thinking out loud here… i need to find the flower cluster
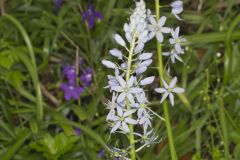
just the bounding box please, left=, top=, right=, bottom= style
left=61, top=64, right=92, bottom=100
left=82, top=5, right=103, bottom=29
left=102, top=0, right=160, bottom=158
left=102, top=0, right=185, bottom=158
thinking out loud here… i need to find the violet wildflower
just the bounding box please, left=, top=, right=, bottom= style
left=80, top=67, right=92, bottom=87
left=75, top=128, right=81, bottom=136
left=82, top=5, right=103, bottom=29
left=55, top=0, right=62, bottom=11
left=61, top=64, right=93, bottom=101
left=61, top=83, right=84, bottom=100
left=62, top=65, right=77, bottom=83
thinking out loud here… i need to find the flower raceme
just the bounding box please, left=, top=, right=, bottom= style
left=102, top=0, right=185, bottom=158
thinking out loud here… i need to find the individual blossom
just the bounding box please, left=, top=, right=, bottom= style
left=82, top=5, right=103, bottom=29
left=171, top=0, right=183, bottom=20
left=55, top=0, right=62, bottom=11
left=162, top=49, right=183, bottom=63
left=148, top=16, right=171, bottom=42
left=61, top=83, right=84, bottom=100
left=155, top=77, right=184, bottom=106
left=62, top=65, right=77, bottom=83
left=110, top=107, right=138, bottom=133
left=111, top=76, right=143, bottom=104
left=80, top=67, right=92, bottom=87
left=169, top=27, right=186, bottom=53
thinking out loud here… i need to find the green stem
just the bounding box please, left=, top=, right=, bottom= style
left=155, top=1, right=177, bottom=160
left=218, top=92, right=230, bottom=160
left=126, top=33, right=137, bottom=160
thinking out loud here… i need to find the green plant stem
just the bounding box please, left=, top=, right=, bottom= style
left=155, top=1, right=177, bottom=160
left=126, top=33, right=137, bottom=160
left=218, top=92, right=230, bottom=160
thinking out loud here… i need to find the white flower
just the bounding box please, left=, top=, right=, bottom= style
left=171, top=1, right=183, bottom=20
left=169, top=27, right=186, bottom=53
left=111, top=76, right=143, bottom=104
left=155, top=77, right=184, bottom=106
left=148, top=16, right=171, bottom=42
left=110, top=107, right=138, bottom=133
left=162, top=49, right=183, bottom=63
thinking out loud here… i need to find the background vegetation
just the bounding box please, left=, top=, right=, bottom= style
left=0, top=0, right=240, bottom=159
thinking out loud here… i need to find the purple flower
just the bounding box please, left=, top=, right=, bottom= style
left=63, top=65, right=77, bottom=83
left=75, top=128, right=81, bottom=136
left=97, top=149, right=105, bottom=158
left=80, top=67, right=92, bottom=87
left=61, top=83, right=84, bottom=100
left=82, top=5, right=103, bottom=29
left=55, top=0, right=62, bottom=11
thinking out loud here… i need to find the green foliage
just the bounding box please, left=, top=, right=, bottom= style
left=30, top=133, right=79, bottom=160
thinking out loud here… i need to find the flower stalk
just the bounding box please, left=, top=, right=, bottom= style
left=155, top=0, right=177, bottom=160
left=126, top=33, right=137, bottom=160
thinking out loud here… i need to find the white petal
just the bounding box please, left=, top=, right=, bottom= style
left=175, top=27, right=180, bottom=37
left=134, top=42, right=144, bottom=53
left=123, top=109, right=136, bottom=117
left=125, top=118, right=138, bottom=124
left=169, top=38, right=175, bottom=44
left=148, top=31, right=156, bottom=40
left=141, top=59, right=152, bottom=66
left=117, top=92, right=126, bottom=103
left=106, top=110, right=115, bottom=121
left=110, top=121, right=121, bottom=133
left=137, top=108, right=144, bottom=118
left=169, top=77, right=177, bottom=88
left=155, top=88, right=166, bottom=93
left=175, top=43, right=183, bottom=53
left=102, top=60, right=116, bottom=69
left=121, top=63, right=127, bottom=69
left=114, top=34, right=126, bottom=47
left=174, top=54, right=183, bottom=63
left=162, top=52, right=170, bottom=56
left=172, top=87, right=184, bottom=93
left=111, top=86, right=124, bottom=92
left=171, top=55, right=176, bottom=63
left=149, top=16, right=157, bottom=25
left=156, top=32, right=163, bottom=43
left=129, top=87, right=143, bottom=94
left=109, top=49, right=122, bottom=59
left=158, top=16, right=166, bottom=27
left=124, top=23, right=130, bottom=32
left=117, top=76, right=126, bottom=88
left=121, top=122, right=130, bottom=133
left=125, top=32, right=132, bottom=42
left=127, top=76, right=135, bottom=87
left=139, top=53, right=152, bottom=60
left=136, top=65, right=147, bottom=75
left=162, top=79, right=169, bottom=88
left=116, top=106, right=123, bottom=117
left=127, top=93, right=135, bottom=104
left=140, top=76, right=155, bottom=85
left=162, top=27, right=171, bottom=33
left=169, top=93, right=174, bottom=106
left=160, top=92, right=169, bottom=103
